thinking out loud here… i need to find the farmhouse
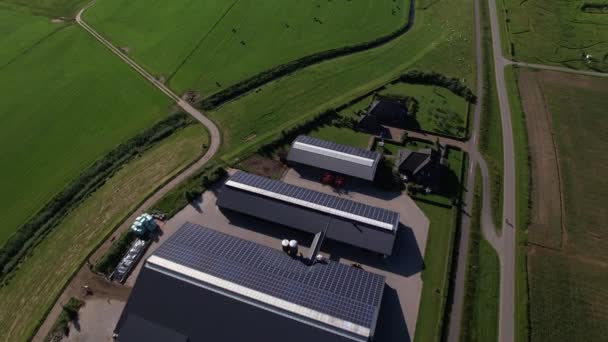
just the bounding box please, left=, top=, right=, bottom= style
left=114, top=222, right=386, bottom=342
left=287, top=135, right=381, bottom=181
left=358, top=96, right=410, bottom=132
left=217, top=171, right=400, bottom=256
left=397, top=147, right=444, bottom=189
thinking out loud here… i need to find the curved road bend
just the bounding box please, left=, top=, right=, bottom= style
left=32, top=2, right=221, bottom=341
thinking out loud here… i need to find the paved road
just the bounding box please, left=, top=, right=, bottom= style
left=509, top=60, right=608, bottom=79
left=32, top=2, right=222, bottom=341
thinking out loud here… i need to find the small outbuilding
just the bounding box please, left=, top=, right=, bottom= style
left=397, top=147, right=444, bottom=189
left=287, top=135, right=381, bottom=181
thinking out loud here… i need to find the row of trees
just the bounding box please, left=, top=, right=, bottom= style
left=0, top=113, right=196, bottom=282
left=399, top=70, right=477, bottom=103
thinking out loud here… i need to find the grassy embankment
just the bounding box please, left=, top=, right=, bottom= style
left=0, top=22, right=171, bottom=246
left=459, top=167, right=500, bottom=342
left=526, top=73, right=608, bottom=342
left=85, top=0, right=410, bottom=95
left=504, top=65, right=531, bottom=342
left=0, top=124, right=208, bottom=340
left=479, top=0, right=504, bottom=230
left=497, top=0, right=608, bottom=72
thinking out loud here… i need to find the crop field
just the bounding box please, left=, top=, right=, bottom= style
left=516, top=69, right=608, bottom=341
left=0, top=124, right=208, bottom=341
left=378, top=83, right=469, bottom=138
left=499, top=0, right=608, bottom=71
left=85, top=0, right=410, bottom=96
left=0, top=21, right=171, bottom=246
left=204, top=0, right=475, bottom=163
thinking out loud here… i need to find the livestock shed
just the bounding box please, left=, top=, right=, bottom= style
left=114, top=222, right=386, bottom=342
left=217, top=171, right=400, bottom=256
left=287, top=135, right=381, bottom=181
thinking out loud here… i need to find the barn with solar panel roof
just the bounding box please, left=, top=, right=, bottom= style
left=114, top=222, right=386, bottom=342
left=217, top=171, right=400, bottom=256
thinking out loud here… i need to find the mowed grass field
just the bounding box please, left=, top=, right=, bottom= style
left=205, top=0, right=475, bottom=163
left=0, top=8, right=63, bottom=67
left=0, top=0, right=88, bottom=17
left=0, top=124, right=208, bottom=341
left=85, top=0, right=409, bottom=96
left=517, top=70, right=608, bottom=341
left=0, top=19, right=172, bottom=246
left=499, top=0, right=608, bottom=72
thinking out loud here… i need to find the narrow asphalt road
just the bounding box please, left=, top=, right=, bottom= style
left=32, top=2, right=221, bottom=340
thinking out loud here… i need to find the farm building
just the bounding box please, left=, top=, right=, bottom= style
left=397, top=147, right=444, bottom=189
left=287, top=135, right=381, bottom=181
left=358, top=96, right=411, bottom=132
left=217, top=171, right=399, bottom=256
left=114, top=222, right=386, bottom=342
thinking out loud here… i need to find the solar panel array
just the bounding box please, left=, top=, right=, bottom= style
left=227, top=171, right=400, bottom=231
left=294, top=135, right=379, bottom=161
left=152, top=222, right=385, bottom=329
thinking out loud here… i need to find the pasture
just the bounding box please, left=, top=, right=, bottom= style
left=204, top=0, right=475, bottom=163
left=0, top=23, right=171, bottom=246
left=517, top=69, right=608, bottom=341
left=500, top=0, right=608, bottom=72
left=0, top=0, right=88, bottom=17
left=85, top=0, right=410, bottom=96
left=0, top=124, right=208, bottom=340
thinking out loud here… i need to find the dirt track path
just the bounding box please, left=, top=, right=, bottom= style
left=31, top=2, right=221, bottom=340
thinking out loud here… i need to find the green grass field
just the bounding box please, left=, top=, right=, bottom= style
left=378, top=83, right=469, bottom=138
left=0, top=8, right=63, bottom=67
left=0, top=22, right=172, bottom=246
left=203, top=0, right=474, bottom=163
left=0, top=124, right=208, bottom=341
left=85, top=0, right=410, bottom=96
left=521, top=72, right=608, bottom=341
left=499, top=0, right=608, bottom=72
left=0, top=0, right=88, bottom=17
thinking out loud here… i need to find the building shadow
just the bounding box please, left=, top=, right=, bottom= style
left=374, top=285, right=411, bottom=342
left=324, top=224, right=424, bottom=277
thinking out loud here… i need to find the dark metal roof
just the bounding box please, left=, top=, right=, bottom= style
left=117, top=314, right=187, bottom=342
left=287, top=136, right=380, bottom=181
left=152, top=223, right=385, bottom=328
left=226, top=171, right=399, bottom=231
left=366, top=98, right=408, bottom=126
left=397, top=148, right=432, bottom=175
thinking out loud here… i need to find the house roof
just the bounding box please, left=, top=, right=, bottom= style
left=115, top=222, right=386, bottom=342
left=225, top=171, right=399, bottom=231
left=287, top=135, right=380, bottom=181
left=366, top=98, right=408, bottom=124
left=397, top=148, right=433, bottom=175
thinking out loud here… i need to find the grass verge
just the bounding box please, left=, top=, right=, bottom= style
left=459, top=167, right=500, bottom=342
left=504, top=65, right=531, bottom=342
left=478, top=0, right=504, bottom=231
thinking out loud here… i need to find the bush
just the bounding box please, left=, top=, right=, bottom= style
left=45, top=297, right=84, bottom=342
left=93, top=230, right=136, bottom=275
left=374, top=157, right=404, bottom=191
left=399, top=70, right=477, bottom=103
left=0, top=112, right=196, bottom=281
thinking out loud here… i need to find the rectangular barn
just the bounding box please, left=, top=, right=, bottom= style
left=217, top=171, right=399, bottom=256
left=287, top=135, right=381, bottom=181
